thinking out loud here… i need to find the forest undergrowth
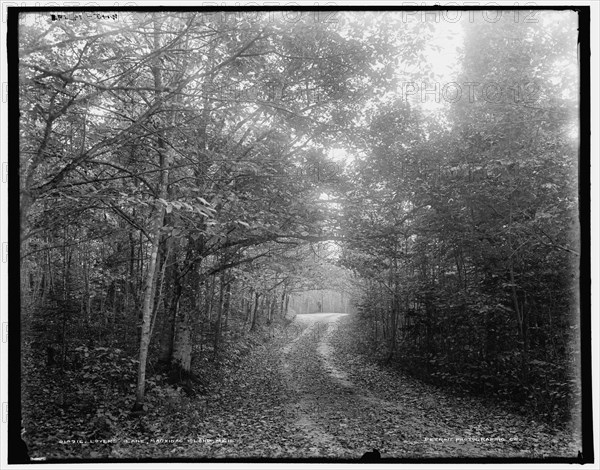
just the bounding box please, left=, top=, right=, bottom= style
left=22, top=316, right=299, bottom=460
left=22, top=311, right=581, bottom=460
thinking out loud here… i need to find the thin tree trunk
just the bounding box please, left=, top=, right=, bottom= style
left=213, top=272, right=225, bottom=361
left=508, top=199, right=529, bottom=384
left=159, top=263, right=180, bottom=364
left=245, top=289, right=254, bottom=325
left=134, top=207, right=165, bottom=409
left=223, top=278, right=231, bottom=334
left=279, top=287, right=286, bottom=318
left=149, top=244, right=170, bottom=339
left=207, top=275, right=215, bottom=324
left=250, top=292, right=261, bottom=332
left=134, top=16, right=170, bottom=411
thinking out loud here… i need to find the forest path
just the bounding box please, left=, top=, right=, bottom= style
left=278, top=313, right=581, bottom=459
left=131, top=313, right=580, bottom=459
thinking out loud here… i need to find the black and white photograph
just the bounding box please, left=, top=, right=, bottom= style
left=5, top=2, right=595, bottom=465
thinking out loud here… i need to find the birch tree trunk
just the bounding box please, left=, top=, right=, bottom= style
left=133, top=15, right=170, bottom=411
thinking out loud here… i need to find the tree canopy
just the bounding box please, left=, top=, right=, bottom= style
left=16, top=9, right=582, bottom=456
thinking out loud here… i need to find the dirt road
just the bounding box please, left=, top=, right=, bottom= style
left=279, top=312, right=580, bottom=459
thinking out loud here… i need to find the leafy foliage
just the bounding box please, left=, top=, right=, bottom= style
left=339, top=12, right=580, bottom=425
left=17, top=9, right=582, bottom=459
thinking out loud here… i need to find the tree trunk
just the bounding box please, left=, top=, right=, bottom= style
left=250, top=292, right=260, bottom=332
left=279, top=287, right=286, bottom=318
left=171, top=307, right=193, bottom=375
left=267, top=294, right=276, bottom=324
left=223, top=278, right=231, bottom=333
left=133, top=16, right=170, bottom=411
left=149, top=243, right=168, bottom=339
left=387, top=295, right=398, bottom=362
left=508, top=200, right=529, bottom=385
left=245, top=289, right=254, bottom=325
left=213, top=273, right=225, bottom=361
left=134, top=206, right=164, bottom=409
left=158, top=264, right=181, bottom=364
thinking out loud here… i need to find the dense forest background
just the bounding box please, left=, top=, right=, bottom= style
left=16, top=9, right=581, bottom=458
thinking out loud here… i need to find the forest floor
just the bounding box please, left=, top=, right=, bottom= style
left=113, top=312, right=581, bottom=460
left=28, top=312, right=582, bottom=461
